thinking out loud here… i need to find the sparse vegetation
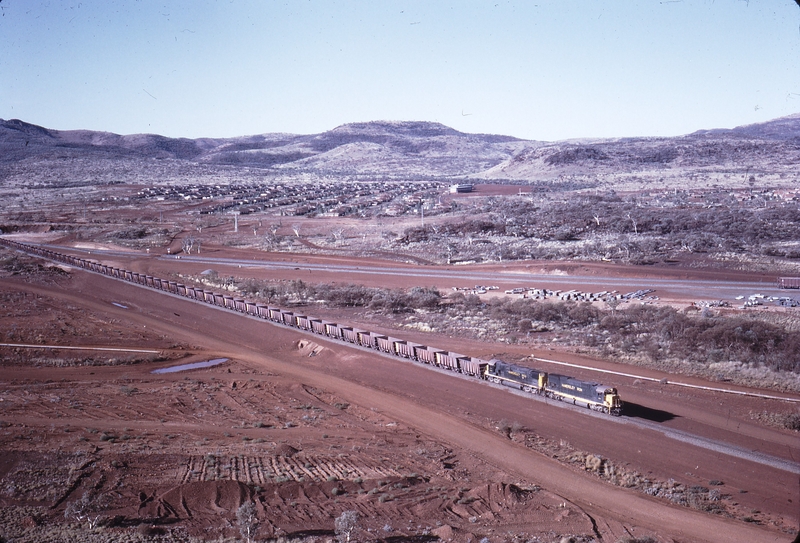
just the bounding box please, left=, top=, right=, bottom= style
left=750, top=410, right=800, bottom=431
left=396, top=191, right=800, bottom=265
left=202, top=272, right=443, bottom=314
left=189, top=269, right=800, bottom=388
left=2, top=116, right=799, bottom=542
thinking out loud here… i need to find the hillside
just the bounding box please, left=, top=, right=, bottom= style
left=479, top=115, right=800, bottom=188
left=1, top=115, right=798, bottom=189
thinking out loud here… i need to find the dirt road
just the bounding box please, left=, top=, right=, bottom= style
left=1, top=243, right=798, bottom=542
left=27, top=267, right=800, bottom=541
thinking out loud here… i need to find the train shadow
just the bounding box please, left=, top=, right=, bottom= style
left=621, top=401, right=677, bottom=423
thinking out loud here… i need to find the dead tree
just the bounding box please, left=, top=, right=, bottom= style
left=605, top=296, right=622, bottom=315
left=237, top=502, right=258, bottom=543
left=181, top=235, right=196, bottom=255
left=64, top=491, right=102, bottom=529
left=335, top=510, right=359, bottom=543
left=445, top=242, right=458, bottom=264
left=332, top=228, right=346, bottom=244
left=627, top=214, right=638, bottom=235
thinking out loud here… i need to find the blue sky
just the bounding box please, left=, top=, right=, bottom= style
left=1, top=1, right=798, bottom=141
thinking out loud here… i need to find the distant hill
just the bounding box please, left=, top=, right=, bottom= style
left=479, top=114, right=800, bottom=185
left=1, top=114, right=798, bottom=188
left=0, top=118, right=211, bottom=161
left=0, top=118, right=526, bottom=176
left=691, top=113, right=800, bottom=140
left=196, top=121, right=525, bottom=175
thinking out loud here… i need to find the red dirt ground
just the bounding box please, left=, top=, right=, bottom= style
left=0, top=244, right=798, bottom=543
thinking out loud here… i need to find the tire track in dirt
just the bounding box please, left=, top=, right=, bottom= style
left=4, top=271, right=794, bottom=542
left=95, top=281, right=792, bottom=542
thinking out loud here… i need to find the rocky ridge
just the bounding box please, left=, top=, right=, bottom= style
left=1, top=115, right=798, bottom=188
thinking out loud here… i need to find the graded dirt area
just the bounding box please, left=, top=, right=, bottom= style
left=0, top=244, right=798, bottom=543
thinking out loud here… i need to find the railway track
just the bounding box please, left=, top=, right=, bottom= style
left=0, top=237, right=623, bottom=415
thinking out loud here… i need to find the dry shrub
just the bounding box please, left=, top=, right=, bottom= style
left=750, top=410, right=800, bottom=431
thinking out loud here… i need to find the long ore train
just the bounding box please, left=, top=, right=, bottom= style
left=0, top=238, right=623, bottom=415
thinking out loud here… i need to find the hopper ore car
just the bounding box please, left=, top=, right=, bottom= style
left=0, top=238, right=623, bottom=416
left=391, top=339, right=408, bottom=356
left=339, top=325, right=358, bottom=343
left=375, top=336, right=395, bottom=353
left=396, top=341, right=422, bottom=359
left=356, top=330, right=374, bottom=347
left=295, top=315, right=312, bottom=330
left=416, top=346, right=444, bottom=365
left=778, top=277, right=800, bottom=289
left=281, top=311, right=296, bottom=326
left=325, top=322, right=343, bottom=339
left=341, top=327, right=358, bottom=343
left=459, top=357, right=489, bottom=377
left=435, top=351, right=468, bottom=371
left=310, top=319, right=327, bottom=335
